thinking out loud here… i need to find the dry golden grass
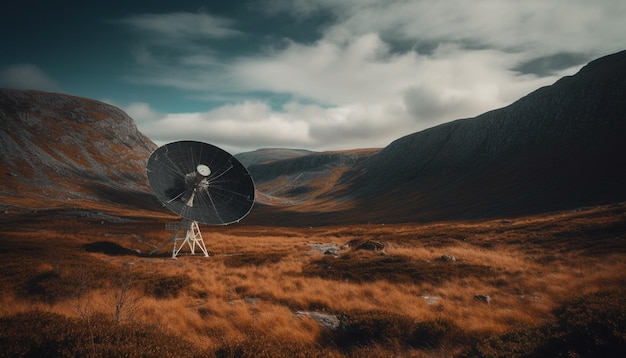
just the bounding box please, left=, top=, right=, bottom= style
left=1, top=203, right=625, bottom=356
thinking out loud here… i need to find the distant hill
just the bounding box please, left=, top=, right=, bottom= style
left=247, top=148, right=379, bottom=206
left=0, top=89, right=159, bottom=213
left=248, top=50, right=626, bottom=225
left=235, top=148, right=314, bottom=167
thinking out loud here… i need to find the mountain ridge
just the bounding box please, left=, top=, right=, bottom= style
left=1, top=50, right=625, bottom=225
left=0, top=89, right=159, bottom=213
left=345, top=49, right=626, bottom=222
left=247, top=50, right=626, bottom=224
left=235, top=148, right=314, bottom=167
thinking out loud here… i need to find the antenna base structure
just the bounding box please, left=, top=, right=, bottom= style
left=151, top=220, right=209, bottom=258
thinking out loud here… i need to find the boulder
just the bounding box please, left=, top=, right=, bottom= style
left=354, top=240, right=385, bottom=251
left=440, top=254, right=456, bottom=262
left=474, top=294, right=492, bottom=304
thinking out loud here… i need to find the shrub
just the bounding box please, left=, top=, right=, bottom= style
left=141, top=274, right=192, bottom=299
left=0, top=310, right=200, bottom=357
left=469, top=290, right=626, bottom=357
left=21, top=269, right=84, bottom=304
left=550, top=290, right=626, bottom=356
left=222, top=252, right=283, bottom=268
left=302, top=253, right=492, bottom=284
left=329, top=310, right=460, bottom=350
left=214, top=336, right=331, bottom=358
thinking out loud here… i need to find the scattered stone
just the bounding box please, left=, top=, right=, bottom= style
left=422, top=295, right=441, bottom=305
left=295, top=311, right=340, bottom=330
left=309, top=243, right=339, bottom=255
left=354, top=240, right=385, bottom=251
left=517, top=294, right=540, bottom=303
left=474, top=294, right=492, bottom=304
left=440, top=254, right=456, bottom=262
left=244, top=296, right=258, bottom=305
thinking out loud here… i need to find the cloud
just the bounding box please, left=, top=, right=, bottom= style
left=232, top=33, right=418, bottom=104
left=233, top=40, right=560, bottom=123
left=116, top=11, right=243, bottom=40
left=116, top=1, right=626, bottom=153
left=269, top=0, right=626, bottom=58
left=124, top=101, right=310, bottom=153
left=122, top=102, right=165, bottom=124
left=123, top=100, right=413, bottom=154
left=115, top=11, right=244, bottom=82
left=514, top=53, right=590, bottom=76
left=0, top=64, right=61, bottom=91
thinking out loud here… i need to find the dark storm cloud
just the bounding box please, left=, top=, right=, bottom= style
left=404, top=86, right=448, bottom=123
left=514, top=53, right=592, bottom=76
left=0, top=64, right=61, bottom=91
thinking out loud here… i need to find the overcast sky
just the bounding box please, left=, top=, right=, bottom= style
left=1, top=1, right=625, bottom=154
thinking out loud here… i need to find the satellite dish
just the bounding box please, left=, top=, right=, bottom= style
left=146, top=140, right=255, bottom=257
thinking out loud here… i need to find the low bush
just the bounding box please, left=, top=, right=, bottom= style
left=329, top=310, right=460, bottom=350
left=469, top=290, right=626, bottom=357
left=215, top=335, right=333, bottom=358
left=141, top=274, right=192, bottom=299
left=222, top=252, right=284, bottom=268
left=0, top=310, right=200, bottom=357
left=302, top=252, right=492, bottom=284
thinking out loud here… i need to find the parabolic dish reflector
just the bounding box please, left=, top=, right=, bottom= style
left=147, top=141, right=255, bottom=225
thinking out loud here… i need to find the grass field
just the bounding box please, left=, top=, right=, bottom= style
left=1, top=203, right=625, bottom=357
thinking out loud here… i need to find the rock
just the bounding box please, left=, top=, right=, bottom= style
left=517, top=294, right=540, bottom=303
left=440, top=254, right=456, bottom=262
left=354, top=240, right=385, bottom=251
left=309, top=243, right=338, bottom=255
left=295, top=311, right=340, bottom=330
left=422, top=295, right=441, bottom=305
left=474, top=294, right=491, bottom=304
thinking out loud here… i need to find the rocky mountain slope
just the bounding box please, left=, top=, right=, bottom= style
left=249, top=50, right=626, bottom=224
left=0, top=89, right=158, bottom=214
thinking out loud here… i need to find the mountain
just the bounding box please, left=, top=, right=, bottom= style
left=2, top=50, right=625, bottom=226
left=235, top=148, right=314, bottom=167
left=0, top=89, right=159, bottom=214
left=249, top=50, right=626, bottom=225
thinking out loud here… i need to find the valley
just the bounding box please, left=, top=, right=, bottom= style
left=1, top=50, right=626, bottom=356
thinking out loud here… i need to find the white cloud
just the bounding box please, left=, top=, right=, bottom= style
left=124, top=100, right=413, bottom=154
left=117, top=11, right=243, bottom=40
left=126, top=101, right=311, bottom=153
left=0, top=64, right=61, bottom=91
left=119, top=0, right=626, bottom=153
left=122, top=102, right=165, bottom=124
left=270, top=0, right=626, bottom=58
left=232, top=33, right=419, bottom=104
left=222, top=41, right=562, bottom=149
